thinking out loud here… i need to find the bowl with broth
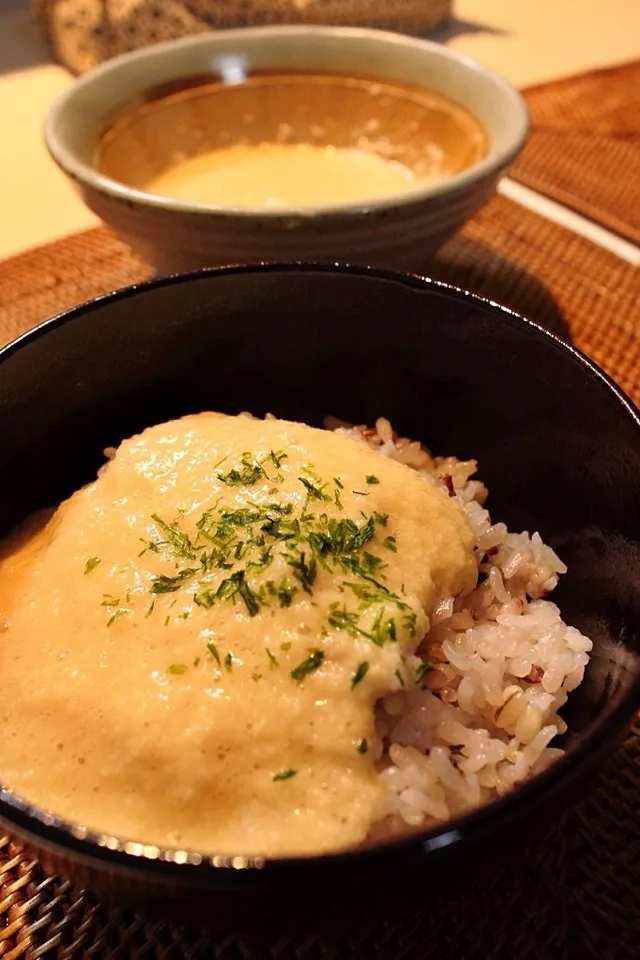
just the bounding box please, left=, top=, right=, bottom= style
left=44, top=27, right=528, bottom=273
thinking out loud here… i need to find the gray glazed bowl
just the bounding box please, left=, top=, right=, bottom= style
left=44, top=26, right=529, bottom=274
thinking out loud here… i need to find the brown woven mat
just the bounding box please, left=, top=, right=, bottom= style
left=511, top=59, right=640, bottom=245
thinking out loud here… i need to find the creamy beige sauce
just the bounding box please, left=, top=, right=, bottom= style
left=145, top=143, right=418, bottom=207
left=0, top=414, right=475, bottom=856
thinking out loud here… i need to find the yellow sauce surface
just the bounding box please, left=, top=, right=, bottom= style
left=145, top=143, right=418, bottom=207
left=0, top=414, right=475, bottom=856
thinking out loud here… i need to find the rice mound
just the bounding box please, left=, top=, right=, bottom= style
left=328, top=417, right=592, bottom=837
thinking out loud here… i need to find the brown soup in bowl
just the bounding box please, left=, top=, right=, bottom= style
left=97, top=70, right=487, bottom=209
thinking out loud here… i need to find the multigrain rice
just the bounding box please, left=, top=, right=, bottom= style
left=326, top=417, right=592, bottom=836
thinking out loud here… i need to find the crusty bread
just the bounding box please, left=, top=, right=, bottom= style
left=33, top=0, right=453, bottom=74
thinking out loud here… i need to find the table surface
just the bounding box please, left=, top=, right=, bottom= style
left=0, top=0, right=639, bottom=262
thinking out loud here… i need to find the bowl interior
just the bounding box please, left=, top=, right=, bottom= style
left=97, top=71, right=487, bottom=199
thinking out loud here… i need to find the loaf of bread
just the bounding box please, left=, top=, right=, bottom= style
left=33, top=0, right=453, bottom=74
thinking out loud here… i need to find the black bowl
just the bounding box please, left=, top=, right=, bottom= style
left=0, top=263, right=639, bottom=931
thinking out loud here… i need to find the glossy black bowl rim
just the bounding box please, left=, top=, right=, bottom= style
left=1, top=261, right=639, bottom=882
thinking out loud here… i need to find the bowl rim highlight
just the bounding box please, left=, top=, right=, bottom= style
left=43, top=25, right=529, bottom=219
left=0, top=262, right=639, bottom=880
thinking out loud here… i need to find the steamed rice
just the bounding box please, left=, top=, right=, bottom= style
left=326, top=416, right=592, bottom=836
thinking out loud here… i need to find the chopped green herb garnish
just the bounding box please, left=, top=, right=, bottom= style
left=273, top=769, right=298, bottom=782
left=415, top=658, right=434, bottom=684
left=369, top=610, right=398, bottom=647
left=332, top=477, right=344, bottom=508
left=138, top=539, right=161, bottom=557
left=328, top=604, right=362, bottom=638
left=280, top=641, right=292, bottom=652
left=237, top=575, right=262, bottom=617
left=267, top=579, right=297, bottom=608
left=151, top=513, right=197, bottom=560
left=196, top=570, right=262, bottom=617
left=194, top=589, right=215, bottom=609
left=246, top=547, right=274, bottom=573
left=101, top=594, right=120, bottom=607
left=285, top=550, right=317, bottom=594
left=269, top=450, right=288, bottom=469
left=218, top=455, right=265, bottom=487
left=322, top=521, right=386, bottom=571
left=266, top=648, right=279, bottom=670
left=300, top=463, right=322, bottom=479
left=84, top=557, right=101, bottom=574
left=351, top=661, right=370, bottom=689
left=193, top=656, right=201, bottom=667
left=402, top=610, right=418, bottom=637
left=346, top=582, right=388, bottom=612
left=167, top=663, right=188, bottom=675
left=224, top=652, right=233, bottom=671
left=298, top=476, right=331, bottom=502
left=150, top=568, right=199, bottom=594
left=221, top=571, right=260, bottom=615
left=395, top=668, right=405, bottom=686
left=106, top=609, right=128, bottom=627
left=357, top=739, right=369, bottom=754
left=290, top=649, right=324, bottom=682
left=207, top=640, right=221, bottom=666
left=129, top=450, right=419, bottom=658
left=252, top=672, right=263, bottom=682
left=360, top=551, right=384, bottom=576
left=164, top=615, right=170, bottom=626
left=146, top=600, right=156, bottom=618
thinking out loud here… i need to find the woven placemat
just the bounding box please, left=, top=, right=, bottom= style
left=511, top=59, right=640, bottom=245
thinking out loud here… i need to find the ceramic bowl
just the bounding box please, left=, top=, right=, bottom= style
left=44, top=27, right=528, bottom=274
left=0, top=264, right=639, bottom=930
